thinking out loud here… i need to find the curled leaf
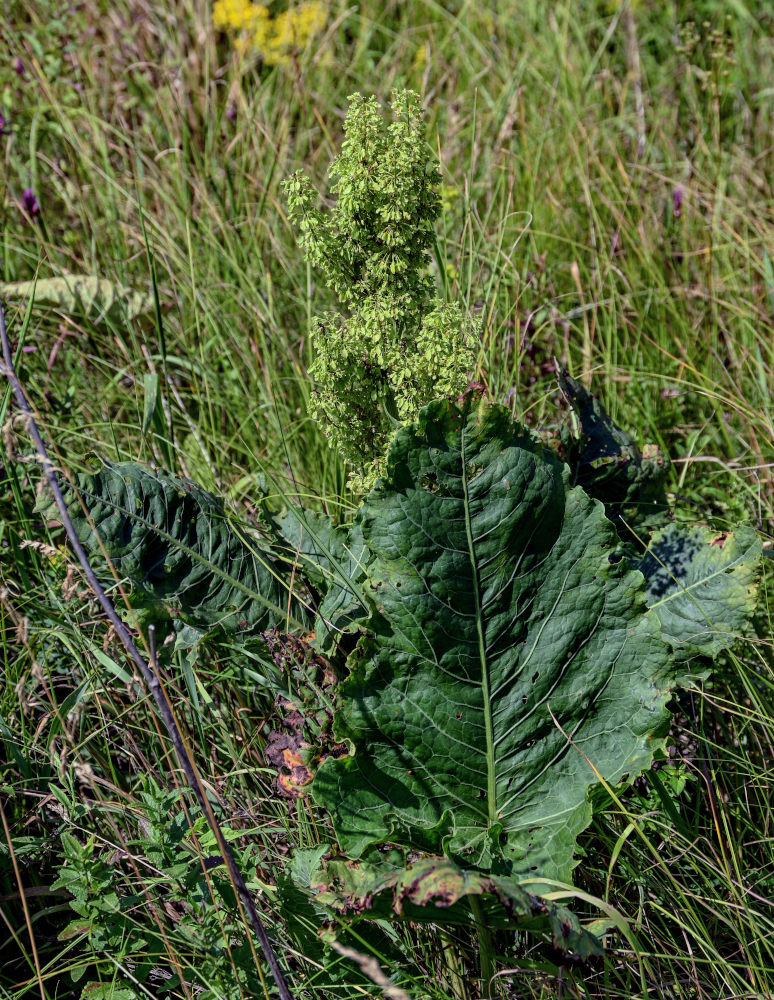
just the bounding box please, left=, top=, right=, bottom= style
left=313, top=855, right=602, bottom=959
left=261, top=503, right=370, bottom=650
left=0, top=275, right=158, bottom=329
left=558, top=370, right=669, bottom=528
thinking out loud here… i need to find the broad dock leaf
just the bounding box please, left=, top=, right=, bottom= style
left=38, top=461, right=313, bottom=636
left=637, top=522, right=761, bottom=657
left=314, top=396, right=673, bottom=881
left=262, top=503, right=370, bottom=649
left=558, top=370, right=668, bottom=527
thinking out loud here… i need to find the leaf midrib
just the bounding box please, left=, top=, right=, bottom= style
left=460, top=426, right=497, bottom=826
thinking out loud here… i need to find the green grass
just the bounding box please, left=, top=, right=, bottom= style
left=1, top=0, right=773, bottom=997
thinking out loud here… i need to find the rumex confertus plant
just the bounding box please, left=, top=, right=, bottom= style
left=40, top=383, right=762, bottom=990
left=16, top=89, right=763, bottom=994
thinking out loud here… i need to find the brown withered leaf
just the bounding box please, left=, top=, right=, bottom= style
left=262, top=631, right=346, bottom=799
left=264, top=730, right=313, bottom=798
left=311, top=855, right=602, bottom=961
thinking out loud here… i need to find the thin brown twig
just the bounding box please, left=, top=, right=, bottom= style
left=0, top=797, right=47, bottom=1000
left=0, top=297, right=295, bottom=1000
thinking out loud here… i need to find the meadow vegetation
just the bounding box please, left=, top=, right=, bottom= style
left=1, top=1, right=773, bottom=998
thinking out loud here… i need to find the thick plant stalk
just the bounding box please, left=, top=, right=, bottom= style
left=0, top=299, right=295, bottom=1000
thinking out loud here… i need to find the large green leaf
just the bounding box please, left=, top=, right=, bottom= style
left=261, top=502, right=370, bottom=650
left=314, top=396, right=673, bottom=881
left=38, top=461, right=313, bottom=636
left=637, top=522, right=761, bottom=657
left=558, top=370, right=669, bottom=528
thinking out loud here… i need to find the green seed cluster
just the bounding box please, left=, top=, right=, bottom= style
left=283, top=89, right=476, bottom=492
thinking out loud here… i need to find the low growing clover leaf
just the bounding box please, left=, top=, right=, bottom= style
left=313, top=392, right=675, bottom=883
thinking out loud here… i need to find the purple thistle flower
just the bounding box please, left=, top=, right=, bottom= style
left=0, top=112, right=6, bottom=135
left=673, top=186, right=683, bottom=219
left=21, top=188, right=40, bottom=220
left=226, top=104, right=237, bottom=122
left=15, top=58, right=24, bottom=78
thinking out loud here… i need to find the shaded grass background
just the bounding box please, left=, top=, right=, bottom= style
left=0, top=0, right=773, bottom=997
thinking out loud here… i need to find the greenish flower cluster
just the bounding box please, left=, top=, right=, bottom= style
left=283, top=89, right=477, bottom=492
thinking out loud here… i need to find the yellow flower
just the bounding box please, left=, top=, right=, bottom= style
left=213, top=0, right=327, bottom=66
left=212, top=0, right=267, bottom=32
left=263, top=2, right=326, bottom=66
